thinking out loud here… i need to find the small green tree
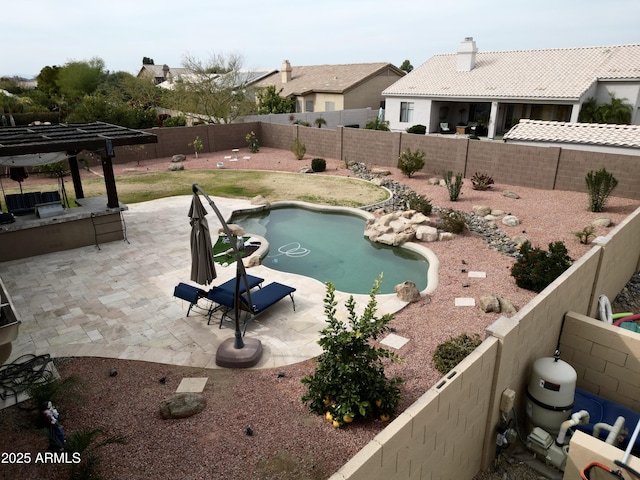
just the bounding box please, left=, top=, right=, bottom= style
left=399, top=59, right=414, bottom=73
left=301, top=278, right=403, bottom=427
left=444, top=171, right=464, bottom=201
left=256, top=85, right=295, bottom=114
left=585, top=168, right=618, bottom=212
left=397, top=147, right=425, bottom=178
left=290, top=137, right=306, bottom=160
left=245, top=131, right=259, bottom=153
left=189, top=136, right=204, bottom=158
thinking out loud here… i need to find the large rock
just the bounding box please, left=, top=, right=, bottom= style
left=395, top=281, right=421, bottom=302
left=427, top=177, right=440, bottom=185
left=172, top=154, right=186, bottom=163
left=219, top=224, right=246, bottom=236
left=371, top=168, right=391, bottom=176
left=416, top=225, right=438, bottom=242
left=479, top=295, right=501, bottom=313
left=503, top=190, right=520, bottom=199
left=168, top=163, right=184, bottom=171
left=250, top=195, right=270, bottom=207
left=497, top=296, right=517, bottom=314
left=592, top=217, right=611, bottom=228
left=160, top=393, right=206, bottom=419
left=438, top=232, right=455, bottom=241
left=243, top=255, right=261, bottom=268
left=502, top=215, right=520, bottom=227
left=472, top=205, right=491, bottom=217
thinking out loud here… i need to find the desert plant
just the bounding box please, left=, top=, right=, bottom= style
left=405, top=191, right=432, bottom=215
left=301, top=278, right=403, bottom=427
left=292, top=119, right=311, bottom=127
left=433, top=333, right=482, bottom=374
left=364, top=117, right=390, bottom=131
left=511, top=240, right=573, bottom=293
left=471, top=172, right=494, bottom=191
left=161, top=115, right=187, bottom=127
left=311, top=158, right=326, bottom=172
left=290, top=137, right=306, bottom=160
left=245, top=131, right=259, bottom=153
left=406, top=124, right=426, bottom=134
left=397, top=147, right=425, bottom=178
left=444, top=171, right=463, bottom=201
left=585, top=168, right=618, bottom=212
left=314, top=117, right=327, bottom=128
left=188, top=136, right=203, bottom=159
left=27, top=374, right=82, bottom=413
left=66, top=427, right=127, bottom=480
left=438, top=208, right=466, bottom=234
left=574, top=225, right=596, bottom=244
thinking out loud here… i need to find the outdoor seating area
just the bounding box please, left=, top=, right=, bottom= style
left=173, top=275, right=296, bottom=335
left=5, top=190, right=61, bottom=216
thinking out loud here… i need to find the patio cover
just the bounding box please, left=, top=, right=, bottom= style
left=0, top=122, right=157, bottom=208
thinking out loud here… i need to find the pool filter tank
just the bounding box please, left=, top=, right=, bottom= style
left=526, top=352, right=577, bottom=436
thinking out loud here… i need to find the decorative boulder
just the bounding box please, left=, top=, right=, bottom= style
left=479, top=295, right=501, bottom=313
left=438, top=232, right=455, bottom=241
left=168, top=163, right=184, bottom=171
left=250, top=195, right=270, bottom=207
left=502, top=215, right=520, bottom=227
left=395, top=281, right=421, bottom=302
left=427, top=177, right=440, bottom=186
left=416, top=225, right=438, bottom=242
left=511, top=236, right=529, bottom=247
left=172, top=154, right=186, bottom=163
left=592, top=218, right=612, bottom=228
left=497, top=296, right=517, bottom=314
left=503, top=190, right=520, bottom=199
left=298, top=167, right=313, bottom=174
left=472, top=205, right=491, bottom=217
left=160, top=393, right=206, bottom=419
left=243, top=255, right=261, bottom=268
left=371, top=168, right=391, bottom=176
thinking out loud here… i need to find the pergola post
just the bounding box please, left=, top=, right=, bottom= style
left=102, top=140, right=119, bottom=209
left=66, top=150, right=84, bottom=200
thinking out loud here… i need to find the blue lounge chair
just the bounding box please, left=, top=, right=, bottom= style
left=206, top=274, right=263, bottom=324
left=217, top=282, right=296, bottom=335
left=173, top=274, right=263, bottom=319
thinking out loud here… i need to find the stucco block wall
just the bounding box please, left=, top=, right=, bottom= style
left=559, top=312, right=640, bottom=411
left=400, top=135, right=468, bottom=177
left=589, top=206, right=640, bottom=316
left=466, top=142, right=560, bottom=190
left=564, top=431, right=640, bottom=479
left=341, top=129, right=402, bottom=167
left=298, top=126, right=341, bottom=160
left=260, top=123, right=298, bottom=151
left=555, top=149, right=639, bottom=200
left=331, top=337, right=499, bottom=480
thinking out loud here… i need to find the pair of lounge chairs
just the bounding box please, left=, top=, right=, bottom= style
left=173, top=275, right=296, bottom=335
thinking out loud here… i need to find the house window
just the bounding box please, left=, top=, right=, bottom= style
left=296, top=100, right=302, bottom=113
left=325, top=101, right=335, bottom=112
left=305, top=100, right=314, bottom=112
left=400, top=102, right=414, bottom=123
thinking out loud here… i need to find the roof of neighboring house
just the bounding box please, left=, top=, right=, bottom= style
left=503, top=119, right=640, bottom=149
left=254, top=63, right=405, bottom=97
left=383, top=43, right=640, bottom=101
left=137, top=64, right=192, bottom=80
left=157, top=69, right=277, bottom=90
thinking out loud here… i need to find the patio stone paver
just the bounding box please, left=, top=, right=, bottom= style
left=1, top=196, right=409, bottom=369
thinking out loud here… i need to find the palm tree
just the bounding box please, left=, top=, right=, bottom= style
left=0, top=92, right=32, bottom=126
left=314, top=117, right=327, bottom=128
left=601, top=94, right=632, bottom=124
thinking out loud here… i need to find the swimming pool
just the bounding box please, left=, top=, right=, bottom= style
left=231, top=203, right=436, bottom=295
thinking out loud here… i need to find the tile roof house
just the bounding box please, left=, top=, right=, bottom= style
left=253, top=60, right=405, bottom=113
left=382, top=38, right=640, bottom=138
left=137, top=64, right=192, bottom=85
left=503, top=119, right=640, bottom=156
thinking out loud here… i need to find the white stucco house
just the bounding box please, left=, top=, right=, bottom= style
left=382, top=38, right=640, bottom=138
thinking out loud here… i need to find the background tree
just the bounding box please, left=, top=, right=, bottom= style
left=142, top=57, right=155, bottom=65
left=168, top=53, right=256, bottom=124
left=57, top=57, right=107, bottom=102
left=365, top=117, right=390, bottom=131
left=36, top=65, right=61, bottom=97
left=0, top=92, right=32, bottom=126
left=256, top=85, right=295, bottom=114
left=578, top=94, right=632, bottom=124
left=400, top=59, right=413, bottom=73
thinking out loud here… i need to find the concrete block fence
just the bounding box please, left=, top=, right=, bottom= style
left=112, top=121, right=640, bottom=200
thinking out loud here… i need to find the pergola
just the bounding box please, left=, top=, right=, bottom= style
left=0, top=122, right=157, bottom=208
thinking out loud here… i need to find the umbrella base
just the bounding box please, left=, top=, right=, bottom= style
left=215, top=337, right=263, bottom=368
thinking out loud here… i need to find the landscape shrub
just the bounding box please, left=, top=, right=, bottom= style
left=471, top=172, right=494, bottom=191
left=511, top=240, right=572, bottom=293
left=301, top=278, right=403, bottom=427
left=405, top=191, right=432, bottom=215
left=573, top=225, right=595, bottom=245
left=406, top=124, right=426, bottom=134
left=397, top=147, right=425, bottom=178
left=245, top=131, right=259, bottom=153
left=311, top=158, right=326, bottom=172
left=433, top=333, right=482, bottom=374
left=438, top=208, right=466, bottom=234
left=161, top=115, right=186, bottom=127
left=585, top=168, right=618, bottom=212
left=290, top=137, right=306, bottom=160
left=444, top=171, right=463, bottom=201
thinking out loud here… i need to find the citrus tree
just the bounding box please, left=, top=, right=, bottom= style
left=301, top=278, right=403, bottom=427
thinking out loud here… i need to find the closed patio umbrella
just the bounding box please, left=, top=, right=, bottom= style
left=189, top=192, right=217, bottom=285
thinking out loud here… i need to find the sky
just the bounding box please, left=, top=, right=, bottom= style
left=3, top=0, right=640, bottom=78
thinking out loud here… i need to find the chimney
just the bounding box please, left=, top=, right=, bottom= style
left=456, top=37, right=477, bottom=72
left=281, top=60, right=292, bottom=83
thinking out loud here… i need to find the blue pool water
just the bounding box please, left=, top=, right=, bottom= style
left=231, top=206, right=429, bottom=294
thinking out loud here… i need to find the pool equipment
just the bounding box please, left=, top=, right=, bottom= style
left=599, top=294, right=613, bottom=324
